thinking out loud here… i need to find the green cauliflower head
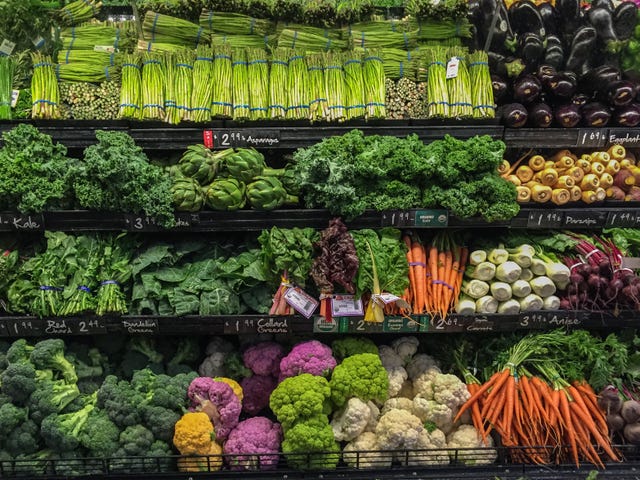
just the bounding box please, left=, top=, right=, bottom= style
left=329, top=353, right=388, bottom=408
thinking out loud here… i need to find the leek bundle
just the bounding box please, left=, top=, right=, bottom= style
left=211, top=45, right=233, bottom=118
left=425, top=47, right=449, bottom=118
left=200, top=10, right=274, bottom=36
left=143, top=11, right=209, bottom=48
left=190, top=45, right=214, bottom=122
left=57, top=0, right=101, bottom=26
left=343, top=52, right=365, bottom=120
left=468, top=50, right=495, bottom=119
left=277, top=29, right=346, bottom=51
left=363, top=50, right=385, bottom=119
left=141, top=52, right=165, bottom=121
left=286, top=51, right=309, bottom=120
left=269, top=48, right=289, bottom=119
left=415, top=19, right=472, bottom=40
left=119, top=53, right=142, bottom=119
left=31, top=53, right=61, bottom=119
left=247, top=48, right=269, bottom=120
left=0, top=57, right=14, bottom=120
left=446, top=47, right=472, bottom=118
left=307, top=53, right=327, bottom=122
left=175, top=50, right=194, bottom=122
left=324, top=52, right=345, bottom=122
left=232, top=49, right=250, bottom=120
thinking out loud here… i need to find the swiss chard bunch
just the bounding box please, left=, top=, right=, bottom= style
left=95, top=234, right=136, bottom=316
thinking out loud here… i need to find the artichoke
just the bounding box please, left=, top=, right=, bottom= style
left=222, top=147, right=286, bottom=183
left=246, top=176, right=299, bottom=210
left=178, top=144, right=223, bottom=185
left=171, top=177, right=205, bottom=212
left=205, top=178, right=246, bottom=211
left=280, top=163, right=300, bottom=196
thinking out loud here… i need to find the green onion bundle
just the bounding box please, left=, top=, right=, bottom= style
left=232, top=48, right=250, bottom=120
left=247, top=48, right=269, bottom=120
left=269, top=48, right=289, bottom=119
left=324, top=52, right=345, bottom=122
left=468, top=50, right=495, bottom=119
left=211, top=34, right=273, bottom=49
left=307, top=53, right=327, bottom=122
left=286, top=51, right=309, bottom=120
left=0, top=56, right=14, bottom=120
left=446, top=47, right=472, bottom=118
left=57, top=0, right=101, bottom=26
left=164, top=53, right=179, bottom=124
left=363, top=50, right=385, bottom=119
left=31, top=53, right=61, bottom=119
left=277, top=29, right=346, bottom=51
left=211, top=44, right=233, bottom=118
left=343, top=52, right=365, bottom=120
left=425, top=47, right=449, bottom=118
left=200, top=10, right=274, bottom=36
left=143, top=11, right=209, bottom=48
left=349, top=29, right=418, bottom=50
left=119, top=53, right=142, bottom=119
left=141, top=52, right=165, bottom=120
left=190, top=45, right=214, bottom=122
left=380, top=48, right=418, bottom=81
left=416, top=19, right=472, bottom=41
left=175, top=50, right=194, bottom=122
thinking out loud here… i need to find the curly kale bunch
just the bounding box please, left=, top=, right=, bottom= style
left=72, top=131, right=175, bottom=227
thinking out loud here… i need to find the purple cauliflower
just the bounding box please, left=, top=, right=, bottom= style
left=224, top=417, right=283, bottom=471
left=187, top=376, right=217, bottom=407
left=241, top=375, right=278, bottom=416
left=278, top=340, right=337, bottom=381
left=242, top=342, right=285, bottom=377
left=209, top=380, right=242, bottom=441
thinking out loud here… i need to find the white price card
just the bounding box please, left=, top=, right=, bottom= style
left=378, top=292, right=402, bottom=304
left=446, top=57, right=459, bottom=79
left=331, top=294, right=364, bottom=317
left=32, top=36, right=45, bottom=48
left=284, top=286, right=319, bottom=318
left=0, top=39, right=16, bottom=56
left=94, top=45, right=116, bottom=53
left=10, top=90, right=19, bottom=108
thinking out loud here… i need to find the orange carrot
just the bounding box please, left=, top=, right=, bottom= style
left=411, top=241, right=425, bottom=313
left=427, top=244, right=438, bottom=314
left=558, top=391, right=580, bottom=467
left=502, top=374, right=516, bottom=441
left=436, top=245, right=446, bottom=317
left=441, top=247, right=454, bottom=316
left=403, top=235, right=416, bottom=310
left=454, top=369, right=508, bottom=422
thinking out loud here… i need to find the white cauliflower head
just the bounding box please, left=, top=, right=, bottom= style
left=391, top=336, right=420, bottom=364
left=375, top=408, right=424, bottom=450
left=386, top=366, right=408, bottom=398
left=412, top=397, right=454, bottom=433
left=343, top=432, right=393, bottom=469
left=381, top=397, right=414, bottom=416
left=331, top=397, right=374, bottom=442
left=446, top=424, right=497, bottom=465
left=406, top=353, right=439, bottom=380
left=397, top=429, right=450, bottom=466
left=364, top=401, right=380, bottom=433
left=431, top=373, right=471, bottom=412
left=378, top=345, right=404, bottom=368
left=412, top=367, right=442, bottom=398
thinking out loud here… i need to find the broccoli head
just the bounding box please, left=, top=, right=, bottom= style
left=27, top=379, right=81, bottom=424
left=78, top=408, right=121, bottom=458
left=29, top=339, right=78, bottom=384
left=40, top=395, right=96, bottom=452
left=331, top=337, right=378, bottom=361
left=0, top=340, right=10, bottom=369
left=269, top=373, right=332, bottom=430
left=5, top=418, right=40, bottom=456
left=329, top=353, right=389, bottom=408
left=128, top=337, right=163, bottom=364
left=96, top=375, right=143, bottom=428
left=150, top=372, right=195, bottom=411
left=9, top=450, right=52, bottom=476
left=0, top=402, right=27, bottom=433
left=143, top=440, right=173, bottom=473
left=141, top=404, right=181, bottom=443
left=119, top=425, right=155, bottom=456
left=167, top=337, right=202, bottom=368
left=1, top=362, right=38, bottom=404
left=6, top=339, right=34, bottom=364
left=281, top=416, right=340, bottom=471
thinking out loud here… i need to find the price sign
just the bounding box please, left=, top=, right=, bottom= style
left=0, top=39, right=16, bottom=56
left=562, top=210, right=606, bottom=229
left=0, top=214, right=45, bottom=231
left=55, top=318, right=107, bottom=335
left=331, top=295, right=364, bottom=317
left=224, top=317, right=290, bottom=335
left=526, top=210, right=564, bottom=228
left=606, top=211, right=640, bottom=228
left=124, top=214, right=160, bottom=231
left=431, top=315, right=463, bottom=332
left=203, top=129, right=281, bottom=149
left=464, top=316, right=496, bottom=332
left=576, top=129, right=608, bottom=148
left=6, top=318, right=45, bottom=337
left=607, top=129, right=640, bottom=147
left=383, top=316, right=418, bottom=333
left=339, top=317, right=384, bottom=333
left=0, top=320, right=9, bottom=337
left=121, top=318, right=159, bottom=334
left=313, top=316, right=339, bottom=333
left=446, top=57, right=460, bottom=79
left=284, top=287, right=319, bottom=318
left=380, top=209, right=447, bottom=228
left=10, top=90, right=19, bottom=108
left=173, top=213, right=200, bottom=229
left=518, top=311, right=582, bottom=328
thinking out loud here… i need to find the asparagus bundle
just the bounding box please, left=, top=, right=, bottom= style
left=141, top=52, right=165, bottom=120
left=286, top=51, right=309, bottom=120
left=137, top=40, right=188, bottom=54
left=60, top=24, right=119, bottom=50
left=446, top=47, right=472, bottom=119
left=468, top=50, right=495, bottom=119
left=347, top=18, right=416, bottom=35
left=232, top=48, right=250, bottom=120
left=119, top=53, right=142, bottom=119
left=324, top=52, right=345, bottom=122
left=143, top=11, right=209, bottom=48
left=269, top=47, right=289, bottom=119
left=31, top=53, right=61, bottom=119
left=57, top=0, right=101, bottom=26
left=190, top=45, right=214, bottom=122
left=425, top=47, right=449, bottom=118
left=56, top=49, right=121, bottom=82
left=163, top=53, right=179, bottom=124
left=363, top=50, right=385, bottom=119
left=0, top=56, right=14, bottom=120
left=349, top=29, right=418, bottom=50
left=277, top=28, right=346, bottom=51
left=247, top=48, right=269, bottom=120
left=307, top=53, right=327, bottom=121
left=60, top=81, right=120, bottom=120
left=415, top=19, right=472, bottom=40
left=200, top=10, right=274, bottom=36
left=380, top=48, right=418, bottom=80
left=211, top=34, right=273, bottom=49
left=175, top=50, right=195, bottom=122
left=343, top=51, right=365, bottom=120
left=211, top=45, right=233, bottom=117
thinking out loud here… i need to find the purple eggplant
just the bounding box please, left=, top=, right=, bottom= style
left=565, top=26, right=597, bottom=74
left=588, top=7, right=619, bottom=43
left=513, top=74, right=542, bottom=104
left=614, top=103, right=640, bottom=126
left=538, top=2, right=559, bottom=35
left=509, top=0, right=546, bottom=37
left=528, top=102, right=553, bottom=127
left=579, top=64, right=621, bottom=94
left=491, top=74, right=509, bottom=103
left=614, top=1, right=638, bottom=40
left=606, top=80, right=636, bottom=107
left=502, top=103, right=529, bottom=128
left=554, top=103, right=582, bottom=128
left=571, top=93, right=591, bottom=107
left=581, top=102, right=612, bottom=127
left=543, top=36, right=565, bottom=70
left=535, top=64, right=557, bottom=85
left=546, top=72, right=577, bottom=99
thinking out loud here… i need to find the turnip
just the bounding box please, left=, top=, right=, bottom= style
left=621, top=399, right=640, bottom=424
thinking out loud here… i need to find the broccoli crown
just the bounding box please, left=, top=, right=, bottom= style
left=150, top=373, right=194, bottom=411
left=141, top=404, right=181, bottom=443
left=329, top=353, right=389, bottom=408
left=5, top=418, right=40, bottom=456
left=10, top=450, right=53, bottom=476
left=1, top=362, right=38, bottom=404
left=143, top=440, right=173, bottom=473
left=128, top=337, right=163, bottom=364
left=281, top=416, right=340, bottom=471
left=29, top=339, right=78, bottom=384
left=331, top=337, right=378, bottom=361
left=66, top=352, right=104, bottom=380
left=78, top=408, right=121, bottom=458
left=223, top=351, right=252, bottom=379
left=40, top=400, right=95, bottom=452
left=0, top=402, right=27, bottom=433
left=49, top=450, right=96, bottom=477
left=130, top=368, right=156, bottom=397
left=6, top=339, right=34, bottom=364
left=269, top=374, right=332, bottom=430
left=97, top=375, right=143, bottom=428
left=0, top=340, right=10, bottom=369
left=167, top=338, right=201, bottom=367
left=119, top=425, right=155, bottom=456
left=27, top=380, right=80, bottom=425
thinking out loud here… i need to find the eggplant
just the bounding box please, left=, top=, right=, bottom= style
left=537, top=2, right=559, bottom=36
left=579, top=64, right=621, bottom=94
left=467, top=0, right=485, bottom=51
left=509, top=0, right=546, bottom=37
left=488, top=51, right=525, bottom=78
left=565, top=26, right=598, bottom=73
left=554, top=103, right=582, bottom=128
left=571, top=93, right=591, bottom=107
left=613, top=1, right=639, bottom=41
left=502, top=103, right=529, bottom=128
left=519, top=32, right=545, bottom=65
left=546, top=72, right=577, bottom=99
left=591, top=0, right=615, bottom=10
left=513, top=74, right=542, bottom=104
left=556, top=0, right=583, bottom=42
left=491, top=74, right=510, bottom=103
left=614, top=103, right=640, bottom=126
left=588, top=7, right=619, bottom=43
left=535, top=64, right=557, bottom=85
left=606, top=80, right=637, bottom=107
left=542, top=35, right=565, bottom=70
left=528, top=102, right=553, bottom=127
left=480, top=0, right=515, bottom=53
left=581, top=102, right=612, bottom=127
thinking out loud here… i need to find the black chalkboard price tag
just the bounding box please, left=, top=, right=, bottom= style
left=562, top=210, right=606, bottom=229
left=526, top=210, right=564, bottom=228
left=0, top=320, right=9, bottom=337
left=203, top=129, right=281, bottom=149
left=123, top=214, right=160, bottom=231
left=340, top=317, right=384, bottom=333
left=173, top=213, right=200, bottom=229
left=518, top=310, right=582, bottom=328
left=431, top=315, right=463, bottom=332
left=224, top=317, right=290, bottom=335
left=606, top=211, right=640, bottom=228
left=121, top=318, right=159, bottom=334
left=607, top=129, right=640, bottom=147
left=5, top=318, right=45, bottom=337
left=54, top=318, right=107, bottom=335
left=576, top=129, right=608, bottom=148
left=0, top=214, right=45, bottom=231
